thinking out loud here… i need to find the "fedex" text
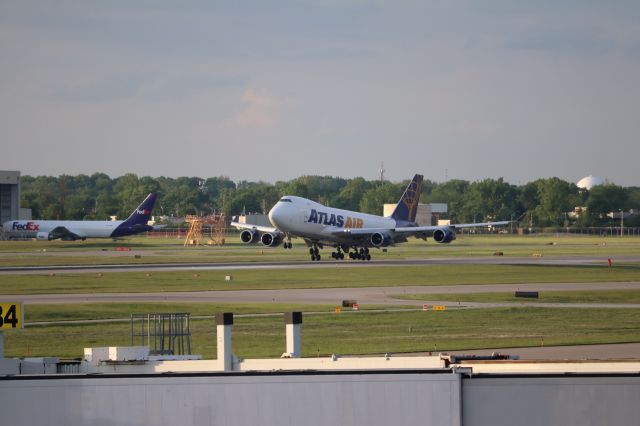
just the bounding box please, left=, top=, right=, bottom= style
left=11, top=222, right=40, bottom=231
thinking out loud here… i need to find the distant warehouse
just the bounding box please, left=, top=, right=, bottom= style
left=383, top=203, right=447, bottom=226
left=0, top=170, right=20, bottom=226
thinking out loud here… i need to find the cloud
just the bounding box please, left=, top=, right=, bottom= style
left=226, top=89, right=280, bottom=129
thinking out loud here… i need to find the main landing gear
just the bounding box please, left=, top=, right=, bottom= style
left=309, top=244, right=372, bottom=261
left=283, top=234, right=293, bottom=249
left=309, top=245, right=321, bottom=261
left=331, top=246, right=345, bottom=260
left=349, top=247, right=371, bottom=261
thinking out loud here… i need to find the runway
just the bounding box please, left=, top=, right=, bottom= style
left=9, top=282, right=640, bottom=309
left=3, top=253, right=640, bottom=360
left=1, top=254, right=637, bottom=275
left=3, top=255, right=639, bottom=308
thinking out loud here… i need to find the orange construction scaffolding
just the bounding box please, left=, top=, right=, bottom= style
left=183, top=214, right=226, bottom=246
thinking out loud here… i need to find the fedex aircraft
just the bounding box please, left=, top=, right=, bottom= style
left=231, top=174, right=509, bottom=261
left=2, top=193, right=158, bottom=241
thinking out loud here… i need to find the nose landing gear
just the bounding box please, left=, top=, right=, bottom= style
left=283, top=234, right=293, bottom=249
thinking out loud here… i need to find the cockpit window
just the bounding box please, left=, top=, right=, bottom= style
left=279, top=198, right=292, bottom=202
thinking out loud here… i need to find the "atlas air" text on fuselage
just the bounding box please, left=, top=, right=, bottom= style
left=307, top=209, right=364, bottom=228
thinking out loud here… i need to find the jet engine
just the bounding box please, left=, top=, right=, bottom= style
left=370, top=232, right=393, bottom=247
left=261, top=232, right=282, bottom=247
left=433, top=228, right=456, bottom=243
left=36, top=232, right=52, bottom=241
left=240, top=229, right=260, bottom=244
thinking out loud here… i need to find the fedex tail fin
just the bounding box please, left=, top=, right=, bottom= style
left=123, top=193, right=156, bottom=225
left=125, top=193, right=157, bottom=225
left=111, top=193, right=157, bottom=237
left=390, top=174, right=423, bottom=224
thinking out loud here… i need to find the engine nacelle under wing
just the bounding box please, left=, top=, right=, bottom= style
left=261, top=232, right=282, bottom=247
left=370, top=232, right=393, bottom=247
left=240, top=229, right=260, bottom=244
left=36, top=232, right=52, bottom=241
left=433, top=228, right=456, bottom=243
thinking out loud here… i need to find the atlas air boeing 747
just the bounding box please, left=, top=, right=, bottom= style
left=2, top=193, right=158, bottom=241
left=231, top=174, right=509, bottom=261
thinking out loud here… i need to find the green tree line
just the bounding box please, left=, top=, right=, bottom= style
left=19, top=173, right=640, bottom=227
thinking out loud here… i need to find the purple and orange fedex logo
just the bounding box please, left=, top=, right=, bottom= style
left=11, top=221, right=40, bottom=231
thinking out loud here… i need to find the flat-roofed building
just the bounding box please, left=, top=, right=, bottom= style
left=383, top=203, right=446, bottom=226
left=0, top=171, right=20, bottom=227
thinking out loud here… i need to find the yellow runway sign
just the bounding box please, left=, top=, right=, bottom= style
left=0, top=302, right=24, bottom=329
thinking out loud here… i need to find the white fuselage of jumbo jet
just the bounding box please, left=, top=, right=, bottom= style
left=4, top=219, right=127, bottom=240
left=267, top=196, right=397, bottom=244
left=231, top=174, right=509, bottom=261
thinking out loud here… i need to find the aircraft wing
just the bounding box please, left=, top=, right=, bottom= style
left=48, top=226, right=87, bottom=241
left=334, top=221, right=510, bottom=237
left=230, top=221, right=279, bottom=234
left=330, top=228, right=392, bottom=236
left=395, top=220, right=511, bottom=233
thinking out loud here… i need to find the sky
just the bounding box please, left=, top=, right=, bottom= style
left=1, top=1, right=639, bottom=186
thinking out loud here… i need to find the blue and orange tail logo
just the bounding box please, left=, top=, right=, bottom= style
left=390, top=174, right=423, bottom=223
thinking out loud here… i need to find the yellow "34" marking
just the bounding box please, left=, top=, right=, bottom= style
left=0, top=302, right=23, bottom=329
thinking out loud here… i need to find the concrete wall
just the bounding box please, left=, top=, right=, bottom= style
left=463, top=375, right=640, bottom=426
left=0, top=372, right=460, bottom=426
left=2, top=371, right=639, bottom=425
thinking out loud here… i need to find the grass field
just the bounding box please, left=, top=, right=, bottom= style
left=1, top=234, right=640, bottom=359
left=1, top=234, right=640, bottom=266
left=393, top=289, right=640, bottom=304
left=1, top=263, right=639, bottom=295
left=3, top=306, right=640, bottom=359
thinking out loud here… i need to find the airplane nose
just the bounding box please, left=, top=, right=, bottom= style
left=268, top=204, right=284, bottom=228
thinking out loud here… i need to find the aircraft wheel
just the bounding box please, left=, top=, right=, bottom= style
left=364, top=247, right=369, bottom=255
left=366, top=254, right=371, bottom=261
left=339, top=252, right=344, bottom=260
left=309, top=248, right=315, bottom=255
left=316, top=254, right=321, bottom=261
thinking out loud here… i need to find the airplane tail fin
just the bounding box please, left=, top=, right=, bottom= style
left=390, top=174, right=423, bottom=223
left=123, top=193, right=157, bottom=226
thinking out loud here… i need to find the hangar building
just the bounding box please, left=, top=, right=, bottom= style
left=0, top=170, right=20, bottom=226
